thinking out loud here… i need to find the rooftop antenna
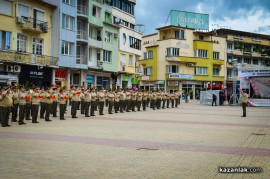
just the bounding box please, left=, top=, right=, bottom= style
left=165, top=10, right=172, bottom=26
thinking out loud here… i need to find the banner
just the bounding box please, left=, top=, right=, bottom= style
left=170, top=10, right=209, bottom=30
left=248, top=99, right=270, bottom=107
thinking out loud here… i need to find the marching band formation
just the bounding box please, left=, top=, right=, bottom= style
left=0, top=86, right=181, bottom=127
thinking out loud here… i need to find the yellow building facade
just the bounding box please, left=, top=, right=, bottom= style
left=0, top=0, right=57, bottom=86
left=139, top=25, right=226, bottom=99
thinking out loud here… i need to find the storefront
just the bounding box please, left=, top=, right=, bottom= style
left=96, top=76, right=110, bottom=89
left=55, top=69, right=67, bottom=87
left=86, top=74, right=94, bottom=88
left=19, top=65, right=52, bottom=88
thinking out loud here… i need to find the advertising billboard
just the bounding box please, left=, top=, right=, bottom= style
left=170, top=10, right=209, bottom=30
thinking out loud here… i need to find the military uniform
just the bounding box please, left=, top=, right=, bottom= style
left=174, top=92, right=179, bottom=107
left=1, top=91, right=13, bottom=127
left=31, top=92, right=40, bottom=123
left=114, top=92, right=120, bottom=113
left=142, top=91, right=148, bottom=111
left=18, top=91, right=27, bottom=125
left=136, top=91, right=142, bottom=111
left=25, top=90, right=32, bottom=120
left=166, top=92, right=170, bottom=108
left=119, top=91, right=126, bottom=113
left=98, top=90, right=105, bottom=115
left=130, top=91, right=137, bottom=112
left=170, top=93, right=175, bottom=108
left=156, top=91, right=161, bottom=109
left=44, top=91, right=53, bottom=121
left=108, top=92, right=114, bottom=114
left=161, top=91, right=166, bottom=109
left=58, top=92, right=66, bottom=120
left=125, top=91, right=131, bottom=112
left=90, top=91, right=97, bottom=116
left=71, top=90, right=80, bottom=118
left=80, top=92, right=85, bottom=114
left=39, top=90, right=46, bottom=118
left=152, top=92, right=157, bottom=110
left=12, top=90, right=19, bottom=122
left=52, top=90, right=58, bottom=117
left=84, top=91, right=91, bottom=117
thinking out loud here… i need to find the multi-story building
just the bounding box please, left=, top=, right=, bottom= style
left=87, top=0, right=119, bottom=89
left=215, top=29, right=270, bottom=98
left=0, top=0, right=58, bottom=87
left=139, top=25, right=226, bottom=100
left=111, top=0, right=142, bottom=89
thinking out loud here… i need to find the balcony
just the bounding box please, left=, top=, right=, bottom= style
left=89, top=36, right=103, bottom=49
left=77, top=30, right=88, bottom=43
left=76, top=55, right=88, bottom=65
left=0, top=49, right=58, bottom=66
left=77, top=5, right=88, bottom=18
left=17, top=17, right=48, bottom=34
left=212, top=59, right=225, bottom=65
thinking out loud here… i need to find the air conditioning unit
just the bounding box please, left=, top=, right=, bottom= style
left=114, top=33, right=118, bottom=38
left=17, top=17, right=24, bottom=23
left=40, top=23, right=48, bottom=33
left=14, top=65, right=21, bottom=73
left=186, top=63, right=194, bottom=67
left=6, top=65, right=14, bottom=72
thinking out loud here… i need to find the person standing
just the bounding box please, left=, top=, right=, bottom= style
left=97, top=88, right=105, bottom=115
left=44, top=88, right=53, bottom=122
left=125, top=89, right=131, bottom=112
left=107, top=90, right=114, bottom=114
left=90, top=88, right=97, bottom=116
left=152, top=91, right=157, bottom=110
left=119, top=89, right=126, bottom=113
left=166, top=91, right=170, bottom=108
left=174, top=91, right=179, bottom=108
left=39, top=88, right=46, bottom=119
left=58, top=89, right=66, bottom=120
left=71, top=89, right=80, bottom=118
left=18, top=86, right=27, bottom=125
left=161, top=90, right=166, bottom=109
left=130, top=90, right=137, bottom=112
left=11, top=87, right=19, bottom=122
left=136, top=90, right=142, bottom=111
left=25, top=89, right=32, bottom=120
left=156, top=90, right=161, bottom=109
left=84, top=89, right=91, bottom=117
left=31, top=88, right=40, bottom=123
left=1, top=87, right=13, bottom=127
left=170, top=92, right=175, bottom=108
left=142, top=90, right=148, bottom=111
left=239, top=88, right=248, bottom=117
left=114, top=90, right=120, bottom=113
left=80, top=89, right=85, bottom=115
left=52, top=88, right=58, bottom=117
left=212, top=94, right=217, bottom=106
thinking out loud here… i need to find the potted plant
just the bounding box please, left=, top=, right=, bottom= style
left=183, top=90, right=193, bottom=103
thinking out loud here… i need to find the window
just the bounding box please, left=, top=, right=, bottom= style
left=227, top=69, right=232, bottom=79
left=0, top=0, right=12, bottom=16
left=143, top=67, right=152, bottom=75
left=129, top=36, right=141, bottom=50
left=144, top=51, right=153, bottom=59
left=130, top=23, right=135, bottom=29
left=244, top=58, right=251, bottom=64
left=253, top=59, right=258, bottom=65
left=92, top=6, right=101, bottom=19
left=62, top=14, right=75, bottom=30
left=166, top=48, right=180, bottom=56
left=63, top=0, right=75, bottom=6
left=103, top=50, right=112, bottom=62
left=175, top=30, right=185, bottom=39
left=33, top=9, right=45, bottom=24
left=213, top=52, right=220, bottom=59
left=17, top=34, right=27, bottom=52
left=237, top=57, right=242, bottom=63
left=0, top=30, right=11, bottom=50
left=112, top=0, right=135, bottom=15
left=213, top=68, right=220, bottom=76
left=62, top=41, right=73, bottom=55
left=104, top=31, right=112, bottom=43
left=122, top=20, right=129, bottom=27
left=120, top=53, right=126, bottom=65
left=194, top=49, right=208, bottom=58
left=195, top=67, right=208, bottom=75
left=129, top=55, right=133, bottom=66
left=227, top=42, right=233, bottom=50
left=32, top=37, right=43, bottom=55
left=18, top=3, right=30, bottom=17
left=122, top=33, right=126, bottom=44
left=199, top=35, right=204, bottom=40
left=166, top=65, right=179, bottom=73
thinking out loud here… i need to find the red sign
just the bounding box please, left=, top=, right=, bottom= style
left=55, top=70, right=66, bottom=79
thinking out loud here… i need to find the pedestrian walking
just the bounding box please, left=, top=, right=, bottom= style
left=212, top=94, right=217, bottom=106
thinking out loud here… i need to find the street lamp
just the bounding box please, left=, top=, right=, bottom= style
left=231, top=59, right=238, bottom=105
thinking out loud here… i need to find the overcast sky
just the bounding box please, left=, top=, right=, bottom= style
left=135, top=0, right=270, bottom=35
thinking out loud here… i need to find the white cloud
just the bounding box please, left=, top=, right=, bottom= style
left=210, top=8, right=270, bottom=34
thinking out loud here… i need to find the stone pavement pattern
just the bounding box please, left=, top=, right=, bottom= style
left=0, top=101, right=270, bottom=179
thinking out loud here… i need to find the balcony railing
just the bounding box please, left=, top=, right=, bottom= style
left=77, top=30, right=88, bottom=41
left=77, top=5, right=88, bottom=17
left=0, top=49, right=58, bottom=66
left=76, top=55, right=88, bottom=65
left=17, top=16, right=48, bottom=33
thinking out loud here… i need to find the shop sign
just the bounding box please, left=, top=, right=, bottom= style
left=238, top=69, right=270, bottom=77
left=168, top=81, right=179, bottom=86
left=86, top=75, right=94, bottom=83
left=132, top=78, right=139, bottom=84
left=55, top=70, right=66, bottom=79
left=122, top=74, right=130, bottom=81
left=141, top=76, right=149, bottom=80
left=169, top=74, right=194, bottom=79
left=248, top=99, right=270, bottom=107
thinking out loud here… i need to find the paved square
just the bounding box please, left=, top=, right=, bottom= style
left=0, top=102, right=270, bottom=179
